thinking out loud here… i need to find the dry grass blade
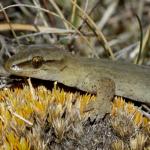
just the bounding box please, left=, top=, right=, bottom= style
left=48, top=0, right=69, bottom=29
left=8, top=107, right=33, bottom=126
left=33, top=0, right=49, bottom=27
left=71, top=0, right=77, bottom=24
left=133, top=26, right=150, bottom=64
left=0, top=23, right=75, bottom=33
left=71, top=0, right=115, bottom=60
left=0, top=3, right=20, bottom=46
left=98, top=0, right=118, bottom=30
left=0, top=3, right=95, bottom=52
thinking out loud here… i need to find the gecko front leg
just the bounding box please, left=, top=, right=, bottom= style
left=82, top=77, right=115, bottom=118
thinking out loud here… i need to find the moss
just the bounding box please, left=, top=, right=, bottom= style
left=0, top=82, right=149, bottom=149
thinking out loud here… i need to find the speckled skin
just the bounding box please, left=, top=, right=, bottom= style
left=4, top=45, right=150, bottom=117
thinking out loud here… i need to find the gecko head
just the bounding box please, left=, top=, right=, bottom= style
left=4, top=45, right=70, bottom=81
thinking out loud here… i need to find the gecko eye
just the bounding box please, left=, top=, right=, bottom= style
left=32, top=56, right=44, bottom=68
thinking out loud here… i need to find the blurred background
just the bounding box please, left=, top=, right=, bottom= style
left=0, top=0, right=150, bottom=65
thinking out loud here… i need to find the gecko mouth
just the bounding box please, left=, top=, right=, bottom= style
left=11, top=64, right=22, bottom=71
left=9, top=63, right=39, bottom=77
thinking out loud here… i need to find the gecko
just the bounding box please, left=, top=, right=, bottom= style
left=4, top=45, right=150, bottom=117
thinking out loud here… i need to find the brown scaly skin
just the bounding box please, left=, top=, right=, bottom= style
left=4, top=45, right=150, bottom=117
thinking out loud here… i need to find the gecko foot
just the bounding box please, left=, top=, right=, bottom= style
left=84, top=78, right=115, bottom=119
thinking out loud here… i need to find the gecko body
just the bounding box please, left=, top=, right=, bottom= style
left=4, top=45, right=150, bottom=117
